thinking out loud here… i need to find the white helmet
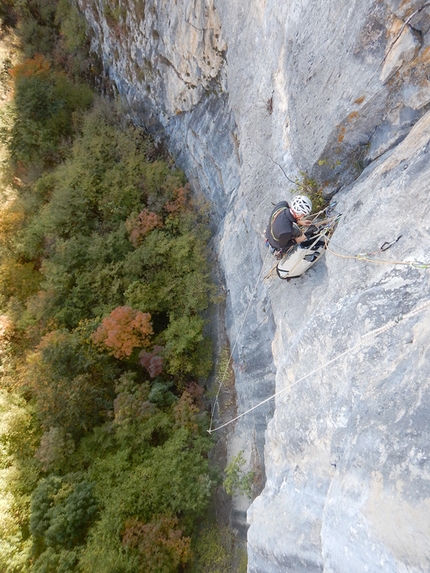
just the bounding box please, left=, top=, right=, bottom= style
left=291, top=195, right=312, bottom=216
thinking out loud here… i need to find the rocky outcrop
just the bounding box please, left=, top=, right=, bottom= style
left=77, top=0, right=430, bottom=570
left=248, top=108, right=430, bottom=573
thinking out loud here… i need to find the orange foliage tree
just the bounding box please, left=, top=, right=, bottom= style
left=164, top=186, right=189, bottom=214
left=122, top=516, right=191, bottom=573
left=92, top=306, right=153, bottom=359
left=126, top=209, right=163, bottom=247
left=9, top=53, right=51, bottom=80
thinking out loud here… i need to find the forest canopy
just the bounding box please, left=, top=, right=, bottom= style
left=0, top=2, right=233, bottom=571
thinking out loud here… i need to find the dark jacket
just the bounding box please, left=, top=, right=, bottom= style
left=266, top=201, right=299, bottom=251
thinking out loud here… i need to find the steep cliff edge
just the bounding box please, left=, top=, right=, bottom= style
left=248, top=110, right=430, bottom=572
left=77, top=0, right=430, bottom=570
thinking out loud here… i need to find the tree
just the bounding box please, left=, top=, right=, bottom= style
left=92, top=306, right=153, bottom=360
left=27, top=329, right=119, bottom=438
left=7, top=54, right=93, bottom=169
left=126, top=209, right=163, bottom=247
left=139, top=345, right=164, bottom=378
left=30, top=476, right=97, bottom=551
left=0, top=259, right=41, bottom=302
left=122, top=516, right=191, bottom=573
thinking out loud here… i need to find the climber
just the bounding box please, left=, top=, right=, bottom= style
left=265, top=195, right=313, bottom=259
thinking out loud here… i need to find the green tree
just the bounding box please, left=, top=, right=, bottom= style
left=0, top=391, right=40, bottom=573
left=30, top=477, right=97, bottom=547
left=26, top=329, right=119, bottom=438
left=9, top=0, right=58, bottom=58
left=6, top=54, right=93, bottom=169
left=72, top=391, right=214, bottom=573
left=223, top=451, right=254, bottom=498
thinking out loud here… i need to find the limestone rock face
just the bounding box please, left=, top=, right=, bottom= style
left=247, top=109, right=430, bottom=573
left=78, top=0, right=430, bottom=570
left=379, top=18, right=422, bottom=84
left=85, top=0, right=226, bottom=115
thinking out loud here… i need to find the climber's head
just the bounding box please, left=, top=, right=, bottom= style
left=291, top=195, right=312, bottom=218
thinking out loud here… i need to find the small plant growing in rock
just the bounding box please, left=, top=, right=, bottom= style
left=217, top=346, right=234, bottom=387
left=294, top=171, right=327, bottom=213
left=223, top=451, right=254, bottom=498
left=206, top=346, right=234, bottom=399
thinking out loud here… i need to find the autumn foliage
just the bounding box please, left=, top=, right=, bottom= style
left=165, top=186, right=189, bottom=214
left=122, top=516, right=191, bottom=573
left=139, top=345, right=164, bottom=377
left=91, top=306, right=153, bottom=359
left=126, top=209, right=163, bottom=247
left=9, top=53, right=51, bottom=79
left=0, top=30, right=216, bottom=569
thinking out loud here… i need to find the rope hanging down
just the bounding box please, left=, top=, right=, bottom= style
left=209, top=201, right=428, bottom=434
left=208, top=247, right=271, bottom=433
left=209, top=205, right=335, bottom=432
left=208, top=298, right=430, bottom=434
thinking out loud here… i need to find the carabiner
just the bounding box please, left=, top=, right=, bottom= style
left=380, top=235, right=402, bottom=251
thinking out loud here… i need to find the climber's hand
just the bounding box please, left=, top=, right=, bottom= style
left=295, top=234, right=308, bottom=244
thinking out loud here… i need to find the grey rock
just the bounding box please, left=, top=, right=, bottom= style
left=386, top=0, right=430, bottom=31
left=379, top=21, right=421, bottom=84
left=248, top=110, right=430, bottom=572
left=368, top=105, right=421, bottom=160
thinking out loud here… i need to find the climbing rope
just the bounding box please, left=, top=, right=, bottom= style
left=325, top=236, right=430, bottom=269
left=208, top=246, right=271, bottom=433
left=209, top=200, right=429, bottom=434
left=209, top=206, right=336, bottom=423
left=208, top=298, right=430, bottom=434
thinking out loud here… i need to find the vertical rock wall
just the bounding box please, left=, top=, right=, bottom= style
left=248, top=111, right=430, bottom=572
left=77, top=0, right=430, bottom=569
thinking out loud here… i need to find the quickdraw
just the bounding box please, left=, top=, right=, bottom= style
left=380, top=235, right=403, bottom=251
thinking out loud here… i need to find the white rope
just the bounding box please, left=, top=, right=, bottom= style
left=208, top=247, right=271, bottom=432
left=209, top=210, right=339, bottom=430
left=207, top=298, right=430, bottom=434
